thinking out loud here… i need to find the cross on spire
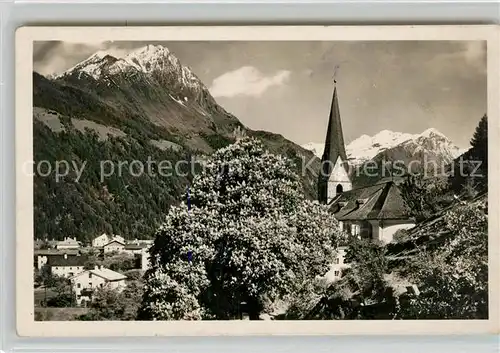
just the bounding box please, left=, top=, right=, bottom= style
left=333, top=64, right=341, bottom=85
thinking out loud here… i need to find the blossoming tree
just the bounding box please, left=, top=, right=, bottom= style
left=139, top=137, right=343, bottom=320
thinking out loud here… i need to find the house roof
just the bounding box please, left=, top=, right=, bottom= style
left=328, top=181, right=412, bottom=221
left=47, top=254, right=88, bottom=267
left=70, top=267, right=127, bottom=282
left=90, top=267, right=127, bottom=281
left=124, top=244, right=147, bottom=250
left=103, top=239, right=125, bottom=247
left=34, top=249, right=80, bottom=256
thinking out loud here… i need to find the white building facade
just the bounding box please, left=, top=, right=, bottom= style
left=56, top=237, right=80, bottom=249
left=46, top=253, right=87, bottom=278
left=325, top=246, right=350, bottom=283
left=103, top=240, right=126, bottom=254
left=71, top=266, right=127, bottom=305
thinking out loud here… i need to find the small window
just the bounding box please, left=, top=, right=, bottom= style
left=335, top=258, right=340, bottom=264
left=336, top=184, right=343, bottom=194
left=100, top=283, right=103, bottom=288
left=334, top=271, right=340, bottom=277
left=77, top=283, right=81, bottom=288
left=89, top=273, right=92, bottom=279
left=70, top=267, right=72, bottom=270
left=89, top=282, right=92, bottom=287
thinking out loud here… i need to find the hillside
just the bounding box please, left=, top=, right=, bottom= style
left=33, top=45, right=320, bottom=243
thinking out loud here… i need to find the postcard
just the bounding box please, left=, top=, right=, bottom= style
left=15, top=25, right=499, bottom=336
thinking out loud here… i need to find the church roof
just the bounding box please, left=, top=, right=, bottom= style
left=320, top=85, right=348, bottom=173
left=318, top=83, right=351, bottom=204
left=328, top=181, right=412, bottom=221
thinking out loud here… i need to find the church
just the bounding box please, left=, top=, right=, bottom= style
left=318, top=82, right=415, bottom=244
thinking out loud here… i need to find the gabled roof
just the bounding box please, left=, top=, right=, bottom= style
left=90, top=268, right=127, bottom=281
left=103, top=239, right=125, bottom=247
left=329, top=181, right=412, bottom=221
left=47, top=254, right=88, bottom=267
left=71, top=267, right=127, bottom=282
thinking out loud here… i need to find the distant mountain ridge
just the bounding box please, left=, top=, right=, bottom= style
left=303, top=128, right=467, bottom=166
left=303, top=128, right=469, bottom=187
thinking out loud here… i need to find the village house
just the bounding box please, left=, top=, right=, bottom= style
left=123, top=243, right=149, bottom=255
left=55, top=237, right=80, bottom=250
left=103, top=239, right=126, bottom=254
left=70, top=266, right=127, bottom=305
left=46, top=253, right=88, bottom=278
left=92, top=233, right=110, bottom=247
left=92, top=233, right=125, bottom=248
left=34, top=249, right=80, bottom=270
left=318, top=82, right=415, bottom=243
left=325, top=246, right=350, bottom=282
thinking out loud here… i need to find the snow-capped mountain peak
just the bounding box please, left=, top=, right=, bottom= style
left=420, top=127, right=446, bottom=139
left=302, top=128, right=466, bottom=165
left=121, top=44, right=177, bottom=73
left=58, top=50, right=117, bottom=80
left=346, top=130, right=415, bottom=161
left=54, top=44, right=201, bottom=89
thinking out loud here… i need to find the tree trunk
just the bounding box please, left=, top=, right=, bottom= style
left=247, top=297, right=262, bottom=320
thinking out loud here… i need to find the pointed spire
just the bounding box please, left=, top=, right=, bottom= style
left=318, top=81, right=348, bottom=203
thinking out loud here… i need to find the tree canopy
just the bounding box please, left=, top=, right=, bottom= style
left=139, top=137, right=343, bottom=320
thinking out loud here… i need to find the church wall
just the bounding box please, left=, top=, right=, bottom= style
left=379, top=220, right=416, bottom=244
left=368, top=220, right=380, bottom=242
left=327, top=157, right=352, bottom=203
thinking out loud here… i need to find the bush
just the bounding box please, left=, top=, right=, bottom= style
left=77, top=280, right=144, bottom=321
left=392, top=229, right=411, bottom=243
left=47, top=293, right=76, bottom=308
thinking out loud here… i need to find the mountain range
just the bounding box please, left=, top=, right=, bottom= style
left=33, top=44, right=319, bottom=242
left=303, top=128, right=468, bottom=187
left=303, top=128, right=466, bottom=165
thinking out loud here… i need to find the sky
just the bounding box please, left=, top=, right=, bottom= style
left=33, top=40, right=487, bottom=150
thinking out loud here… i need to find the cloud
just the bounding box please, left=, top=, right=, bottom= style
left=209, top=66, right=291, bottom=98
left=33, top=42, right=142, bottom=76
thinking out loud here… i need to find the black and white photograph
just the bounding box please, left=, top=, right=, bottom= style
left=15, top=26, right=499, bottom=335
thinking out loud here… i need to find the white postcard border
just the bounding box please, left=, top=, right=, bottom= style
left=15, top=25, right=500, bottom=337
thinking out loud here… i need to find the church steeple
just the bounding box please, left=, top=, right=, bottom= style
left=318, top=80, right=351, bottom=204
